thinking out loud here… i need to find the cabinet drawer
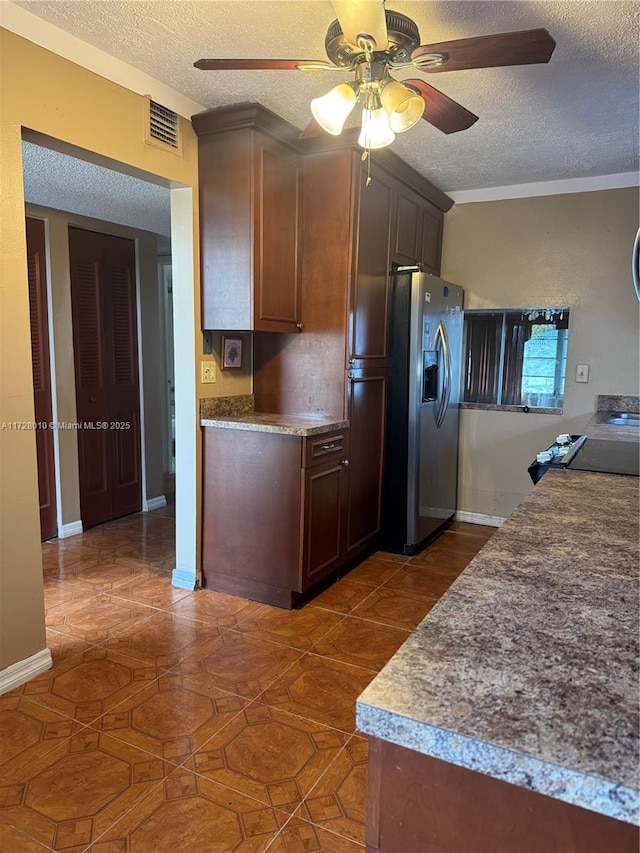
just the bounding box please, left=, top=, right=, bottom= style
left=303, top=431, right=349, bottom=468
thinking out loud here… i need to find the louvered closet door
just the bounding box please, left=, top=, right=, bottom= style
left=26, top=217, right=58, bottom=541
left=69, top=227, right=141, bottom=528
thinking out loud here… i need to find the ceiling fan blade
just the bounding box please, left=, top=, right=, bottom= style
left=412, top=29, right=556, bottom=72
left=403, top=79, right=478, bottom=134
left=194, top=58, right=334, bottom=71
left=331, top=0, right=388, bottom=49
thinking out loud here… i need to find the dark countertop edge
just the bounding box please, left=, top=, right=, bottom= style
left=355, top=703, right=639, bottom=826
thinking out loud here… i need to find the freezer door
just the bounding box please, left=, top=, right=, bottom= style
left=407, top=276, right=463, bottom=547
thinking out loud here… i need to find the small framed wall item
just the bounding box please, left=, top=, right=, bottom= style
left=221, top=336, right=243, bottom=369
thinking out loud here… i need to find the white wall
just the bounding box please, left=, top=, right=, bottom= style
left=441, top=187, right=639, bottom=519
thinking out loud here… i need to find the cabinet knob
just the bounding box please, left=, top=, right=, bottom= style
left=349, top=358, right=355, bottom=365
left=347, top=372, right=355, bottom=381
left=296, top=322, right=303, bottom=331
left=341, top=459, right=349, bottom=467
left=90, top=395, right=97, bottom=403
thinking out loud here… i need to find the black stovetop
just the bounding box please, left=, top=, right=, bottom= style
left=567, top=438, right=639, bottom=476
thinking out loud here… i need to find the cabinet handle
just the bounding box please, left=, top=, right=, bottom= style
left=341, top=459, right=349, bottom=467
left=296, top=322, right=303, bottom=331
left=319, top=443, right=337, bottom=451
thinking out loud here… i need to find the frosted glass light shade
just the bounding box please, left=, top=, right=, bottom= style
left=311, top=84, right=357, bottom=135
left=381, top=81, right=425, bottom=133
left=358, top=107, right=396, bottom=150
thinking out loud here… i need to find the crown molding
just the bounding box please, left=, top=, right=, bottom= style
left=448, top=172, right=639, bottom=204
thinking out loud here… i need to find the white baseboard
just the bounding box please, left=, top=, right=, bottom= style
left=0, top=648, right=53, bottom=696
left=455, top=511, right=505, bottom=528
left=58, top=520, right=83, bottom=538
left=144, top=495, right=167, bottom=512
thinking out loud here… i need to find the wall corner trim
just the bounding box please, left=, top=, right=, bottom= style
left=455, top=511, right=505, bottom=528
left=59, top=520, right=83, bottom=538
left=0, top=648, right=53, bottom=696
left=144, top=495, right=168, bottom=512
left=171, top=567, right=198, bottom=590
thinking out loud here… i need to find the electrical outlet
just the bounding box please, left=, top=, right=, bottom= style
left=575, top=364, right=590, bottom=383
left=201, top=361, right=216, bottom=383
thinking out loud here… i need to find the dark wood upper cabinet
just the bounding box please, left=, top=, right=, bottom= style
left=393, top=183, right=444, bottom=274
left=193, top=104, right=302, bottom=333
left=350, top=162, right=395, bottom=366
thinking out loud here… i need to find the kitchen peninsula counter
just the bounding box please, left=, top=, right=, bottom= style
left=357, top=468, right=639, bottom=851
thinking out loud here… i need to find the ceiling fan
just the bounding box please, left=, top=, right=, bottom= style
left=194, top=0, right=555, bottom=150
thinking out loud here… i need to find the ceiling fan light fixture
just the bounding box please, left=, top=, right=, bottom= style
left=358, top=92, right=395, bottom=150
left=380, top=80, right=425, bottom=133
left=310, top=82, right=357, bottom=135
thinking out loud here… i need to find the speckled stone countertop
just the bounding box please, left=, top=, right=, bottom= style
left=582, top=395, right=640, bottom=442
left=201, top=412, right=349, bottom=436
left=357, top=469, right=640, bottom=824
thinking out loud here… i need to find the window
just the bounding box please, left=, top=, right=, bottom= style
left=463, top=308, right=570, bottom=410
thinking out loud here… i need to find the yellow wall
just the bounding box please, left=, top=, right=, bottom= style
left=442, top=187, right=639, bottom=519
left=0, top=29, right=201, bottom=671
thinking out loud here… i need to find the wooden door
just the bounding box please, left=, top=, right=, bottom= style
left=69, top=227, right=141, bottom=528
left=26, top=217, right=57, bottom=541
left=345, top=367, right=387, bottom=558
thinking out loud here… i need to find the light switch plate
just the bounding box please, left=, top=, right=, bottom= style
left=575, top=364, right=590, bottom=383
left=201, top=361, right=216, bottom=383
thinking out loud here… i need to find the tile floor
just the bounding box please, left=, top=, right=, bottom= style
left=1, top=501, right=494, bottom=853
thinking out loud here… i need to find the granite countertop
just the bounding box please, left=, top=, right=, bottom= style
left=201, top=412, right=349, bottom=437
left=582, top=394, right=640, bottom=442
left=357, top=468, right=640, bottom=825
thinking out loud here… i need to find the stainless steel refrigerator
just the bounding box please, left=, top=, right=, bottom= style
left=380, top=268, right=464, bottom=554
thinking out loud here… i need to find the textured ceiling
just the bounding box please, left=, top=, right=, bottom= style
left=22, top=141, right=172, bottom=236
left=12, top=0, right=640, bottom=196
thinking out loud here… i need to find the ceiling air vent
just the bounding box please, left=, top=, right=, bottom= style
left=148, top=100, right=180, bottom=149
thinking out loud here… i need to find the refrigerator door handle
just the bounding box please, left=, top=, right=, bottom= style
left=436, top=321, right=452, bottom=428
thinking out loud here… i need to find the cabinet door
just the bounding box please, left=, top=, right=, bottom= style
left=302, top=458, right=347, bottom=591
left=345, top=367, right=387, bottom=557
left=350, top=162, right=394, bottom=364
left=253, top=134, right=302, bottom=332
left=393, top=186, right=422, bottom=265
left=420, top=203, right=444, bottom=274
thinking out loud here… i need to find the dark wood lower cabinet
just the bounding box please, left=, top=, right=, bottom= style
left=366, top=737, right=639, bottom=853
left=202, top=426, right=349, bottom=607
left=345, top=369, right=387, bottom=560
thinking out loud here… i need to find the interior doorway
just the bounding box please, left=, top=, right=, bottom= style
left=21, top=131, right=198, bottom=591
